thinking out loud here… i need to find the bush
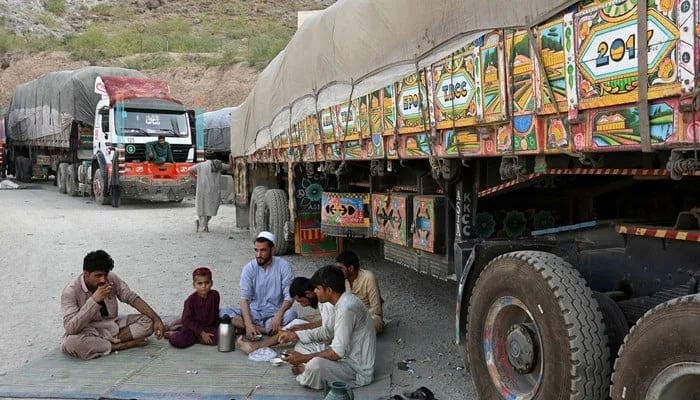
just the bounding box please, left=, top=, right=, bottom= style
left=122, top=53, right=174, bottom=70
left=45, top=0, right=65, bottom=15
left=67, top=26, right=107, bottom=60
left=0, top=29, right=23, bottom=54
left=248, top=31, right=289, bottom=65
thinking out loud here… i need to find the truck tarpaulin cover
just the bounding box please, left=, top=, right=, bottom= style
left=6, top=67, right=143, bottom=147
left=203, top=107, right=236, bottom=152
left=102, top=76, right=180, bottom=107
left=230, top=0, right=576, bottom=156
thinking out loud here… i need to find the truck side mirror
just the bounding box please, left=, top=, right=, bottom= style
left=99, top=107, right=110, bottom=135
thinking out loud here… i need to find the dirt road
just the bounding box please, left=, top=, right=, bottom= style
left=0, top=182, right=477, bottom=399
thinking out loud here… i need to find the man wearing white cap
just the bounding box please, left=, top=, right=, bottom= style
left=220, top=231, right=297, bottom=339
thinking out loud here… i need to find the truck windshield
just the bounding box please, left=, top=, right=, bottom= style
left=116, top=109, right=189, bottom=138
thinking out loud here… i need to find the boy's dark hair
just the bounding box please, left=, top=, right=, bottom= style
left=192, top=267, right=212, bottom=280
left=311, top=265, right=346, bottom=294
left=336, top=250, right=360, bottom=270
left=289, top=277, right=315, bottom=298
left=157, top=135, right=165, bottom=140
left=83, top=250, right=114, bottom=273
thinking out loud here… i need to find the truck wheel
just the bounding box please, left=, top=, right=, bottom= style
left=57, top=163, right=68, bottom=193
left=66, top=164, right=79, bottom=197
left=93, top=168, right=110, bottom=205
left=249, top=186, right=267, bottom=240
left=466, top=251, right=610, bottom=400
left=592, top=291, right=629, bottom=370
left=263, top=189, right=290, bottom=255
left=610, top=294, right=700, bottom=399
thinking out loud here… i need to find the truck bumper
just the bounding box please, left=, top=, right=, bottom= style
left=119, top=176, right=195, bottom=202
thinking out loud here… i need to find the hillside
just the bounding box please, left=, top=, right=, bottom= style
left=0, top=0, right=333, bottom=111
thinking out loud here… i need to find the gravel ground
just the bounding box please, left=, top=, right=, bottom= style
left=0, top=181, right=478, bottom=399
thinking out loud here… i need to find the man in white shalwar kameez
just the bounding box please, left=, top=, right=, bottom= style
left=278, top=265, right=376, bottom=390
left=188, top=159, right=227, bottom=232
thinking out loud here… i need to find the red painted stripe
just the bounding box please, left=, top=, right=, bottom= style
left=478, top=173, right=542, bottom=197
left=615, top=224, right=700, bottom=242
left=546, top=168, right=700, bottom=177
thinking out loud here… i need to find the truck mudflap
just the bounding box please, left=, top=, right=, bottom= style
left=119, top=162, right=194, bottom=201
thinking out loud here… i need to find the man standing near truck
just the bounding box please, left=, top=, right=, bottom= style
left=61, top=250, right=166, bottom=360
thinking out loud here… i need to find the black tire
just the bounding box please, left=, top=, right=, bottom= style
left=66, top=163, right=79, bottom=197
left=249, top=186, right=267, bottom=240
left=466, top=251, right=610, bottom=400
left=93, top=167, right=110, bottom=206
left=263, top=189, right=290, bottom=255
left=57, top=163, right=67, bottom=194
left=592, top=291, right=629, bottom=371
left=610, top=294, right=700, bottom=399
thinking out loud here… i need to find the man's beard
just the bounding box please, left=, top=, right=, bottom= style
left=256, top=256, right=270, bottom=266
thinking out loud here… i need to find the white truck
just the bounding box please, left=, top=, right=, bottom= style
left=6, top=66, right=196, bottom=205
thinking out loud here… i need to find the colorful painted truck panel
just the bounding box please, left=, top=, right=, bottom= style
left=321, top=192, right=371, bottom=237
left=249, top=0, right=700, bottom=163
left=412, top=196, right=446, bottom=253
left=371, top=193, right=412, bottom=246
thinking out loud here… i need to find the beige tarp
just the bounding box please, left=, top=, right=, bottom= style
left=231, top=0, right=576, bottom=156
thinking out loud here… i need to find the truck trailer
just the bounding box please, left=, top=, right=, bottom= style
left=229, top=0, right=700, bottom=398
left=5, top=66, right=195, bottom=205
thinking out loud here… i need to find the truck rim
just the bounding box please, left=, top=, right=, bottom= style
left=645, top=362, right=700, bottom=399
left=484, top=296, right=543, bottom=399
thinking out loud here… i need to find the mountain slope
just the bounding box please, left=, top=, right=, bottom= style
left=0, top=0, right=333, bottom=111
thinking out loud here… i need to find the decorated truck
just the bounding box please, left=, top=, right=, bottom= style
left=5, top=67, right=195, bottom=205
left=229, top=0, right=700, bottom=398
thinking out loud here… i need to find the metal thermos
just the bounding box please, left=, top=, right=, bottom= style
left=217, top=315, right=235, bottom=352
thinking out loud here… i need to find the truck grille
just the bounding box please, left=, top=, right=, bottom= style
left=123, top=143, right=191, bottom=162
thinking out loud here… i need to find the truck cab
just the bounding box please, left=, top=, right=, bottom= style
left=85, top=76, right=196, bottom=205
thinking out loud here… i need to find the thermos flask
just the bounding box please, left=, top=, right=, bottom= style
left=218, top=315, right=235, bottom=352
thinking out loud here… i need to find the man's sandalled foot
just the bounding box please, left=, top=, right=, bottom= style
left=236, top=336, right=256, bottom=354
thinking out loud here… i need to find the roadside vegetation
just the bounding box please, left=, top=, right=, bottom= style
left=0, top=1, right=297, bottom=69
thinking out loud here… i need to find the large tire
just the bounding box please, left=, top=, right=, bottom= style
left=610, top=294, right=700, bottom=399
left=592, top=291, right=629, bottom=371
left=57, top=163, right=67, bottom=194
left=66, top=163, right=79, bottom=197
left=93, top=167, right=110, bottom=206
left=263, top=189, right=290, bottom=255
left=466, top=251, right=610, bottom=400
left=249, top=186, right=267, bottom=240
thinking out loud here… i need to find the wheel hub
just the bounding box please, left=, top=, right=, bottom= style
left=646, top=362, right=700, bottom=399
left=506, top=324, right=536, bottom=374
